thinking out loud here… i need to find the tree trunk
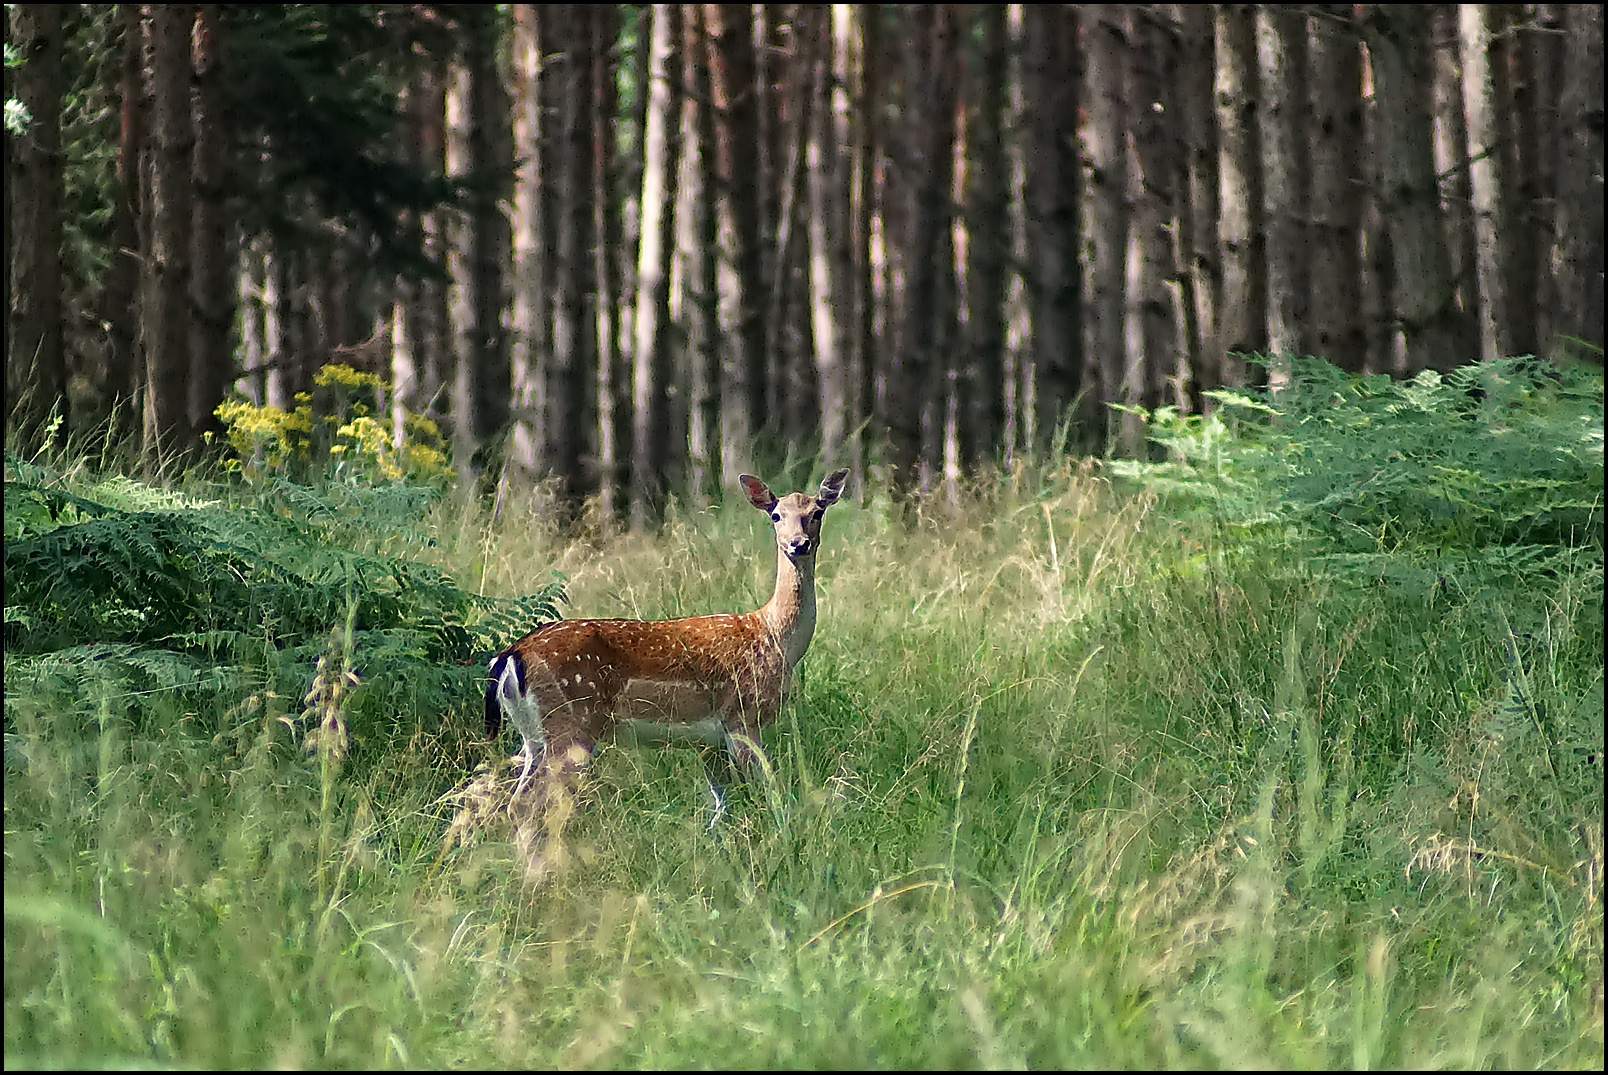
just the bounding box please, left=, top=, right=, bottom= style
left=470, top=6, right=512, bottom=480
left=1554, top=3, right=1604, bottom=355
left=885, top=4, right=950, bottom=492
left=101, top=3, right=145, bottom=438
left=549, top=6, right=600, bottom=506
left=1214, top=4, right=1264, bottom=389
left=409, top=54, right=451, bottom=425
left=1307, top=4, right=1365, bottom=373
left=1256, top=5, right=1309, bottom=383
left=1178, top=3, right=1220, bottom=398
left=1024, top=4, right=1084, bottom=452
left=6, top=3, right=67, bottom=451
left=509, top=3, right=546, bottom=481
left=1501, top=4, right=1541, bottom=357
left=144, top=3, right=195, bottom=462
left=1460, top=4, right=1517, bottom=362
left=774, top=9, right=819, bottom=454
left=962, top=3, right=1008, bottom=468
left=679, top=4, right=720, bottom=507
left=632, top=3, right=682, bottom=528
left=188, top=4, right=231, bottom=444
left=1429, top=5, right=1476, bottom=350
left=851, top=4, right=877, bottom=494
left=1365, top=4, right=1470, bottom=373
left=703, top=3, right=766, bottom=486
left=595, top=5, right=626, bottom=522
left=1132, top=6, right=1185, bottom=412
left=1086, top=5, right=1131, bottom=452
left=1517, top=5, right=1562, bottom=354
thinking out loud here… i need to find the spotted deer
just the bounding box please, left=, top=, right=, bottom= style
left=485, top=469, right=850, bottom=824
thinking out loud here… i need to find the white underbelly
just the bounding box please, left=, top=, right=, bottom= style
left=612, top=715, right=729, bottom=748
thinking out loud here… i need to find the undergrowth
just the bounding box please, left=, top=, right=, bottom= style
left=4, top=356, right=1603, bottom=1068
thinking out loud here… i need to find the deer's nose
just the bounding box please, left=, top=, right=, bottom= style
left=786, top=536, right=813, bottom=557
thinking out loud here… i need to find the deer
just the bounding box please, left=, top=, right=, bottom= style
left=485, top=468, right=851, bottom=827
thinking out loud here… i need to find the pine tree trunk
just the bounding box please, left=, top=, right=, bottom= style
left=1364, top=4, right=1470, bottom=373
left=1214, top=4, right=1264, bottom=388
left=703, top=2, right=766, bottom=486
left=1518, top=5, right=1562, bottom=353
left=6, top=3, right=67, bottom=451
left=188, top=4, right=231, bottom=444
left=410, top=55, right=450, bottom=425
left=549, top=6, right=600, bottom=506
left=1460, top=4, right=1515, bottom=361
left=962, top=3, right=1008, bottom=468
left=1178, top=3, right=1220, bottom=398
left=885, top=4, right=949, bottom=492
left=1133, top=6, right=1184, bottom=411
left=470, top=6, right=511, bottom=476
left=509, top=3, right=546, bottom=480
left=1024, top=4, right=1084, bottom=451
left=102, top=3, right=145, bottom=436
left=595, top=4, right=626, bottom=523
left=1256, top=5, right=1309, bottom=382
left=681, top=3, right=720, bottom=507
left=1086, top=5, right=1131, bottom=452
left=1307, top=4, right=1365, bottom=373
left=632, top=3, right=682, bottom=528
left=145, top=3, right=195, bottom=462
left=1430, top=6, right=1476, bottom=348
left=1554, top=3, right=1604, bottom=354
left=850, top=4, right=877, bottom=493
left=1501, top=5, right=1540, bottom=357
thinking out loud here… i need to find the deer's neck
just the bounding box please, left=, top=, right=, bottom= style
left=759, top=547, right=817, bottom=670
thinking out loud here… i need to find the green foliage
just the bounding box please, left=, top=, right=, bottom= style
left=1109, top=355, right=1604, bottom=600
left=5, top=419, right=1602, bottom=1067
left=3, top=453, right=562, bottom=755
left=219, top=4, right=469, bottom=281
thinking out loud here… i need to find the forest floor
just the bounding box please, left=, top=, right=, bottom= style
left=5, top=367, right=1604, bottom=1067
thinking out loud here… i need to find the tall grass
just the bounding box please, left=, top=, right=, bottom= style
left=5, top=429, right=1603, bottom=1066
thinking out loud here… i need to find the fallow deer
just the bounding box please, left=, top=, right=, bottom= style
left=485, top=469, right=850, bottom=825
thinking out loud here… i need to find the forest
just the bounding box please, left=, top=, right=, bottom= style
left=5, top=4, right=1602, bottom=508
left=4, top=3, right=1605, bottom=1068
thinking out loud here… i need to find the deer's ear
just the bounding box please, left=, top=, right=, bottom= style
left=739, top=474, right=776, bottom=511
left=817, top=468, right=849, bottom=507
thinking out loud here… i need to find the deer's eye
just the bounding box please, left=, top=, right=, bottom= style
left=771, top=512, right=781, bottom=522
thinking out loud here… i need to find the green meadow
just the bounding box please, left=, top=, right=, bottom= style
left=5, top=358, right=1603, bottom=1067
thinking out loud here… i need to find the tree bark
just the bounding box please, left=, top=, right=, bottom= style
left=144, top=3, right=195, bottom=462
left=806, top=4, right=852, bottom=471
left=962, top=3, right=1008, bottom=468
left=6, top=4, right=67, bottom=451
left=548, top=5, right=600, bottom=506
left=1306, top=5, right=1365, bottom=373
left=885, top=4, right=950, bottom=492
left=1365, top=4, right=1471, bottom=373
left=508, top=3, right=547, bottom=481
left=1554, top=3, right=1604, bottom=355
left=632, top=3, right=682, bottom=528
left=1256, top=5, right=1310, bottom=383
left=188, top=4, right=231, bottom=444
left=101, top=3, right=145, bottom=437
left=1086, top=5, right=1131, bottom=452
left=1024, top=4, right=1084, bottom=452
left=1429, top=5, right=1476, bottom=351
left=680, top=3, right=721, bottom=507
left=1215, top=3, right=1264, bottom=388
left=703, top=3, right=766, bottom=486
left=1178, top=3, right=1220, bottom=398
left=1132, top=6, right=1185, bottom=412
